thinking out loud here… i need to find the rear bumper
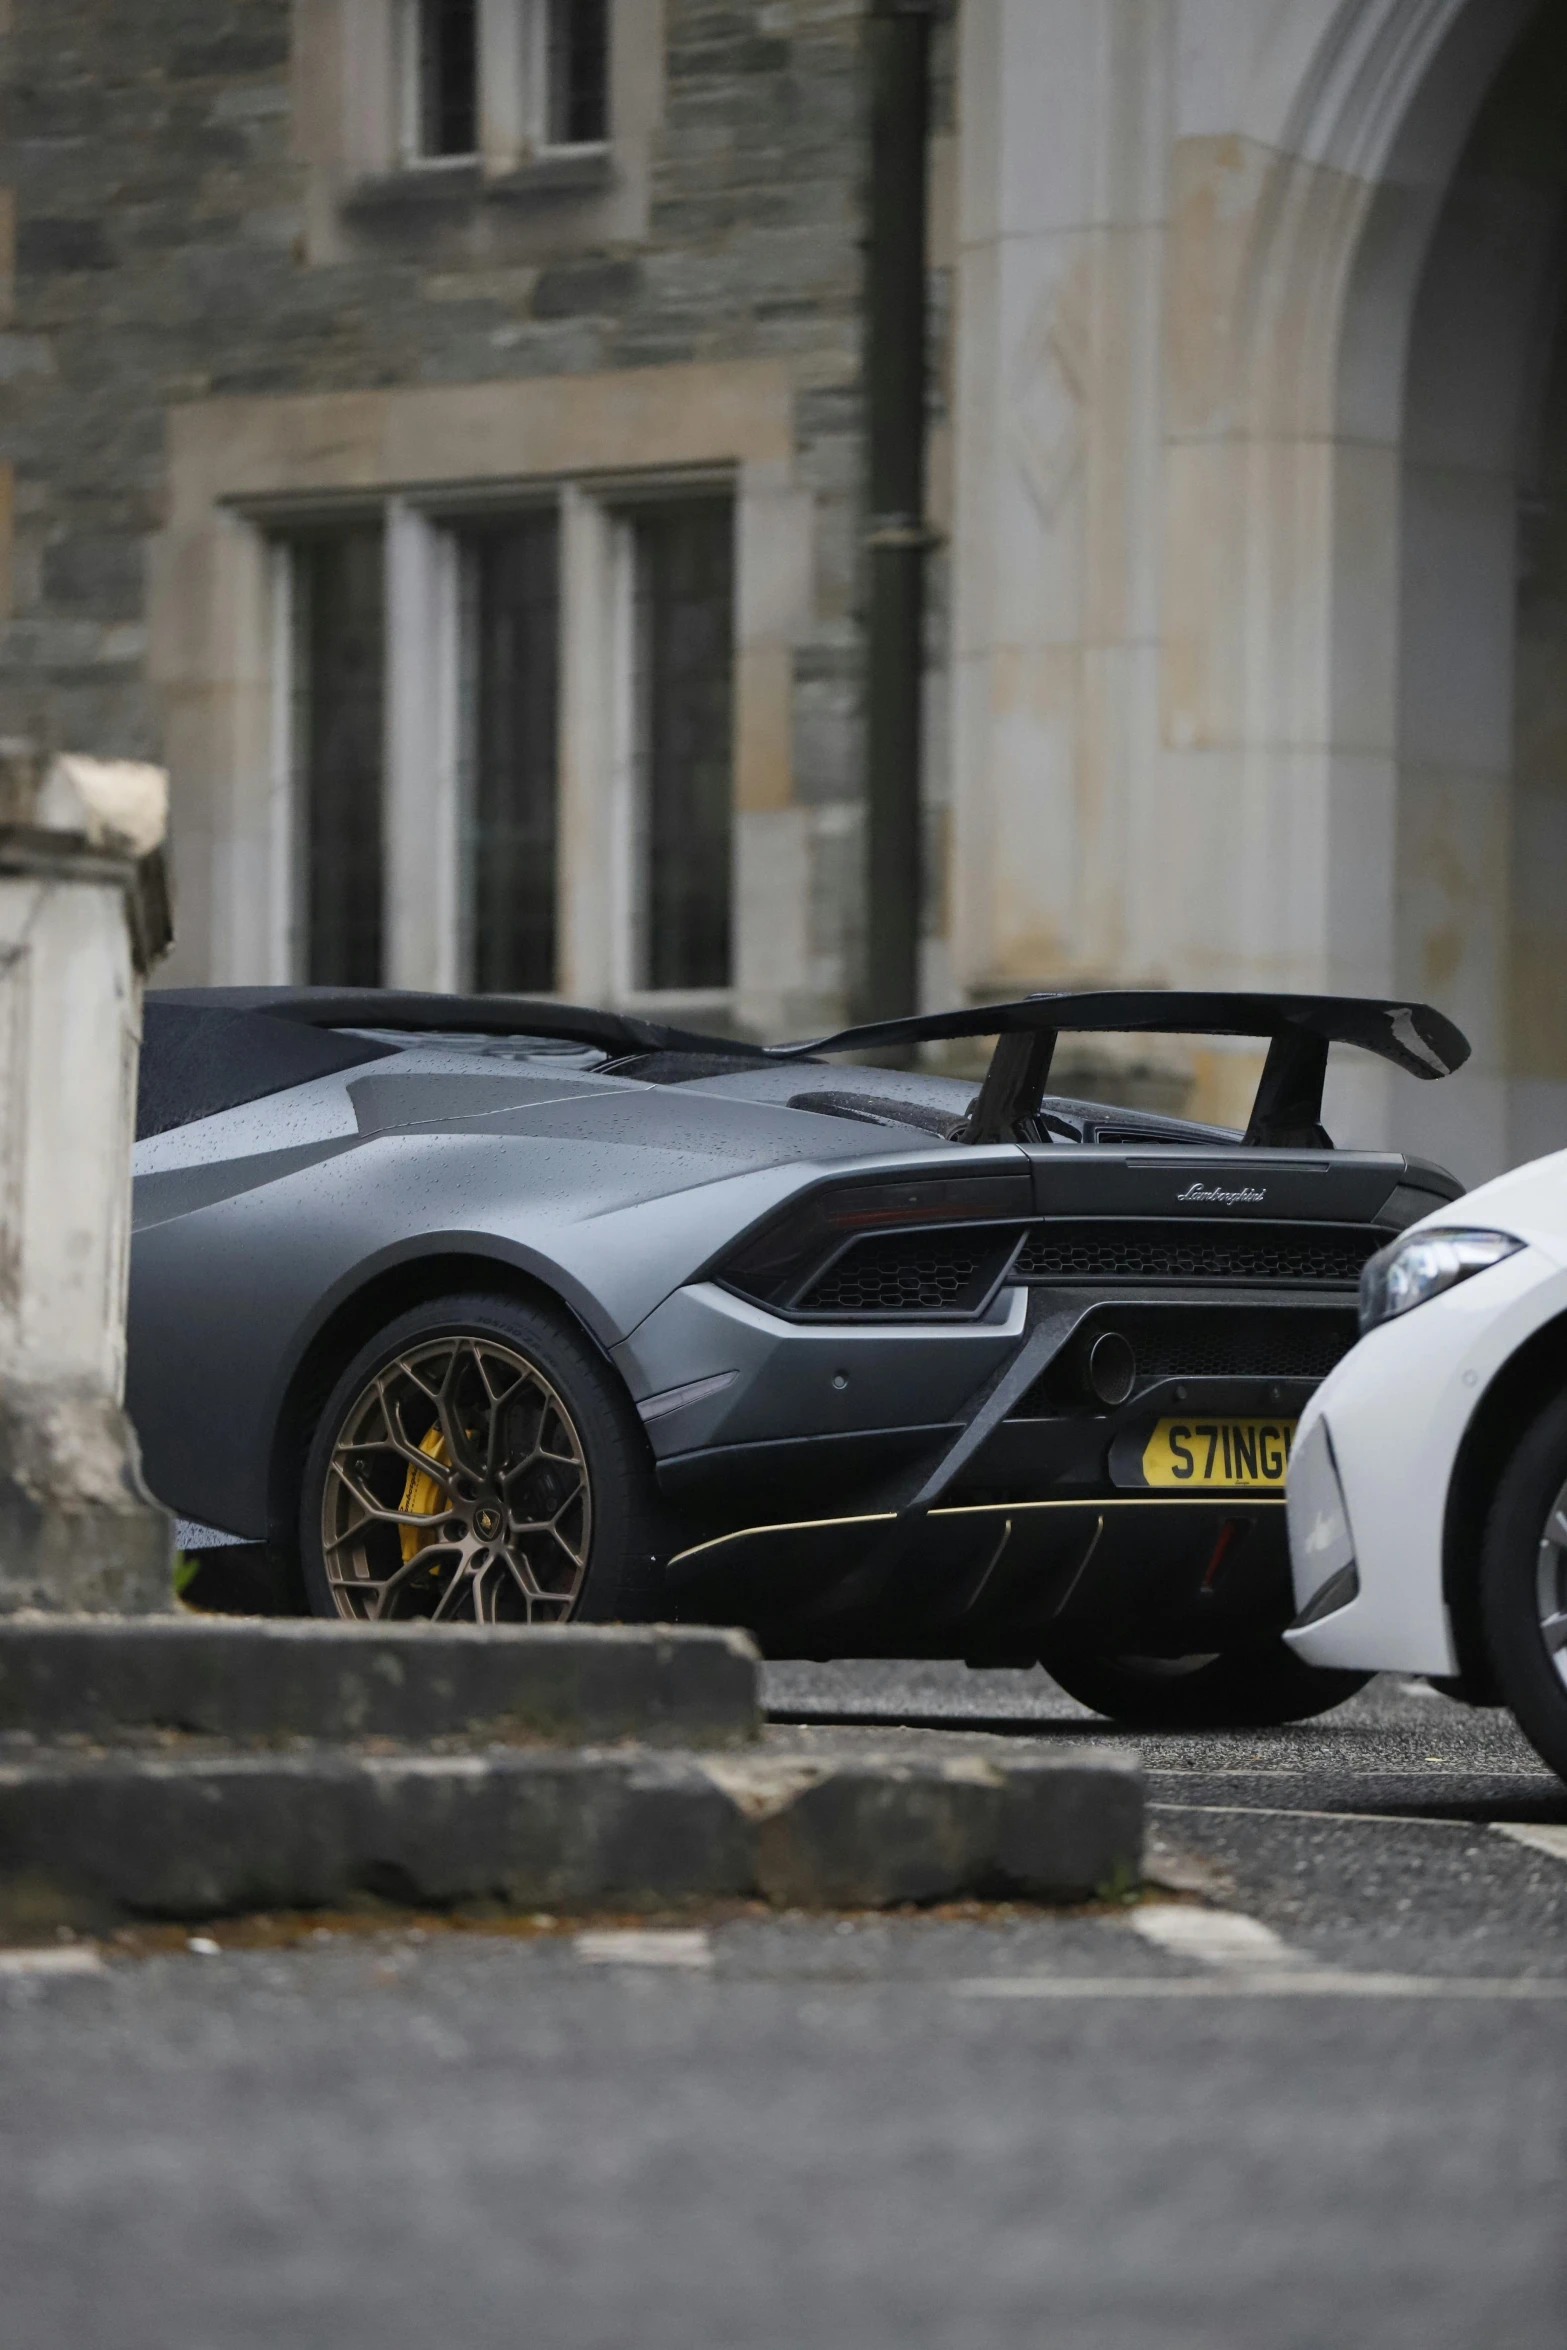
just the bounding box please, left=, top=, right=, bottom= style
left=614, top=1279, right=1031, bottom=1458
left=667, top=1488, right=1291, bottom=1660
left=655, top=1373, right=1324, bottom=1526
left=625, top=1276, right=1358, bottom=1657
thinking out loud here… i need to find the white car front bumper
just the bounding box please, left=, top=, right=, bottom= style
left=1285, top=1246, right=1567, bottom=1677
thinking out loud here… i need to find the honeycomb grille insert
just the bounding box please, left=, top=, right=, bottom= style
left=780, top=1217, right=1381, bottom=1321
left=1015, top=1220, right=1377, bottom=1287
left=796, top=1230, right=1012, bottom=1316
left=1120, top=1309, right=1359, bottom=1385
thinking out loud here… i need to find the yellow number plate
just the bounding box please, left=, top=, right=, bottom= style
left=1141, top=1418, right=1296, bottom=1490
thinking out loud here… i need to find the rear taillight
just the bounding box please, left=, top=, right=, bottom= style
left=714, top=1169, right=1032, bottom=1315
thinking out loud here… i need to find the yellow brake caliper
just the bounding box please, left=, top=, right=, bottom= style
left=399, top=1424, right=451, bottom=1566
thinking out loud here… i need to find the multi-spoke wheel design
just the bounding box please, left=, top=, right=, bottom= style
left=1535, top=1476, right=1567, bottom=1695
left=1481, top=1391, right=1567, bottom=1784
left=320, top=1334, right=593, bottom=1623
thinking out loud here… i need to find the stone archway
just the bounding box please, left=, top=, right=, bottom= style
left=1166, top=0, right=1537, bottom=1164
left=949, top=0, right=1562, bottom=1169
left=1391, top=7, right=1567, bottom=1178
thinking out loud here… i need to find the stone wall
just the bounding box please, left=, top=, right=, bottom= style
left=0, top=0, right=910, bottom=1031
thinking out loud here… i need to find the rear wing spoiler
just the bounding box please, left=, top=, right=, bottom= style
left=767, top=991, right=1471, bottom=1148
left=164, top=985, right=1470, bottom=1152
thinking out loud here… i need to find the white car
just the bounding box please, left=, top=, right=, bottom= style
left=1286, top=1148, right=1567, bottom=1780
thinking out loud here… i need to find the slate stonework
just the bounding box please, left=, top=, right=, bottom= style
left=0, top=0, right=953, bottom=1015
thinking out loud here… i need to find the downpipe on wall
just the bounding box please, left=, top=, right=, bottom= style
left=861, top=0, right=940, bottom=1029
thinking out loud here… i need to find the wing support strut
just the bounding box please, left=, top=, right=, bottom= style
left=770, top=988, right=1470, bottom=1151
left=1243, top=1030, right=1332, bottom=1149
left=962, top=1028, right=1057, bottom=1145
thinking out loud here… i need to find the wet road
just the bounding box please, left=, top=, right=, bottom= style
left=767, top=1662, right=1567, bottom=1979
left=1, top=1669, right=1563, bottom=2349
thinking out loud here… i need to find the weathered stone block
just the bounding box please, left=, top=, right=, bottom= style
left=168, top=33, right=290, bottom=80
left=993, top=1753, right=1145, bottom=1897
left=16, top=219, right=113, bottom=274
left=741, top=1755, right=1004, bottom=1908
left=0, top=1750, right=755, bottom=1922
left=710, top=1748, right=1145, bottom=1909
left=41, top=535, right=146, bottom=616
left=0, top=1618, right=763, bottom=1748
left=0, top=1719, right=1145, bottom=1924
left=0, top=1386, right=172, bottom=1619
left=532, top=258, right=643, bottom=318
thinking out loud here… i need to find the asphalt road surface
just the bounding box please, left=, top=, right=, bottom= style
left=2, top=1670, right=1564, bottom=2350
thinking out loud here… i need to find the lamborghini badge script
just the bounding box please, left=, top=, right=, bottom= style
left=1176, top=1182, right=1267, bottom=1205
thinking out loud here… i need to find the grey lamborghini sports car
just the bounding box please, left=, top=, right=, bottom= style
left=129, top=985, right=1468, bottom=1728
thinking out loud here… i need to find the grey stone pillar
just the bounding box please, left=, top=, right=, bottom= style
left=0, top=743, right=174, bottom=1614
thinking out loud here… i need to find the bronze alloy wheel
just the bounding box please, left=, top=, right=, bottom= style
left=1536, top=1476, right=1567, bottom=1695
left=319, top=1334, right=592, bottom=1623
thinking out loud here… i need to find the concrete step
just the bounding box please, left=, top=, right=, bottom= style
left=0, top=1744, right=1143, bottom=1925
left=0, top=1618, right=760, bottom=1750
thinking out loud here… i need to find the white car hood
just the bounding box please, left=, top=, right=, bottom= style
left=1410, top=1145, right=1567, bottom=1268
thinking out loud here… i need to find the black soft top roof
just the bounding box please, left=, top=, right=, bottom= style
left=137, top=1000, right=395, bottom=1139
left=155, top=988, right=763, bottom=1057
left=137, top=988, right=764, bottom=1140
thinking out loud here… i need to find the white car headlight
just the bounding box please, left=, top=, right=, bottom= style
left=1359, top=1228, right=1522, bottom=1335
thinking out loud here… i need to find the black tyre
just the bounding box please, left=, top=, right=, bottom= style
left=299, top=1292, right=664, bottom=1625
left=1040, top=1637, right=1371, bottom=1731
left=1479, top=1388, right=1567, bottom=1783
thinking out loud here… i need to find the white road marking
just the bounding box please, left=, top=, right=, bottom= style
left=1144, top=1765, right=1547, bottom=1779
left=1493, top=1822, right=1567, bottom=1865
left=954, top=1973, right=1567, bottom=2002
left=574, top=1930, right=713, bottom=1969
left=1153, top=1802, right=1567, bottom=1847
left=1130, top=1906, right=1294, bottom=1967
left=1150, top=1800, right=1477, bottom=1828
left=0, top=1946, right=104, bottom=1978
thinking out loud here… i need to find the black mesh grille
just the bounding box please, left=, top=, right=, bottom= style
left=1123, top=1309, right=1358, bottom=1384
left=1015, top=1220, right=1376, bottom=1287
left=797, top=1231, right=1010, bottom=1316
left=1015, top=1307, right=1358, bottom=1412
left=782, top=1215, right=1379, bottom=1323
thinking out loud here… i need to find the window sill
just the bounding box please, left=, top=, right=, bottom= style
left=342, top=148, right=613, bottom=223
left=490, top=149, right=613, bottom=202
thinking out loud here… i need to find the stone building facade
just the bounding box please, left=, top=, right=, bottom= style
left=0, top=0, right=907, bottom=1046
left=956, top=0, right=1567, bottom=1183
left=3, top=0, right=1567, bottom=1185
